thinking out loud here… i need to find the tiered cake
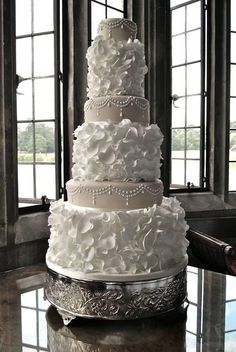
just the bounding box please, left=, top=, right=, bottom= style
left=46, top=18, right=189, bottom=323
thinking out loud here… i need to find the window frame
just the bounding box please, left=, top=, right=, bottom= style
left=228, top=0, right=236, bottom=192
left=169, top=0, right=236, bottom=214
left=170, top=0, right=207, bottom=192
left=16, top=0, right=63, bottom=215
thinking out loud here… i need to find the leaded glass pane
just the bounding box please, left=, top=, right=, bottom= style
left=226, top=275, right=236, bottom=300
left=186, top=332, right=197, bottom=351
left=231, top=65, right=236, bottom=96
left=21, top=291, right=36, bottom=308
left=35, top=122, right=55, bottom=163
left=225, top=302, right=236, bottom=331
left=231, top=32, right=236, bottom=63
left=172, top=129, right=185, bottom=158
left=34, top=34, right=54, bottom=76
left=16, top=0, right=31, bottom=36
left=186, top=159, right=200, bottom=186
left=171, top=159, right=185, bottom=186
left=230, top=131, right=236, bottom=161
left=187, top=271, right=198, bottom=304
left=18, top=123, right=33, bottom=162
left=38, top=311, right=48, bottom=348
left=21, top=308, right=37, bottom=345
left=171, top=7, right=185, bottom=35
left=230, top=98, right=236, bottom=128
left=36, top=164, right=55, bottom=199
left=229, top=162, right=236, bottom=191
left=186, top=1, right=201, bottom=31
left=91, top=2, right=106, bottom=40
left=172, top=66, right=186, bottom=96
left=16, top=38, right=32, bottom=78
left=172, top=97, right=185, bottom=128
left=18, top=164, right=34, bottom=199
left=33, top=0, right=54, bottom=33
left=225, top=332, right=236, bottom=352
left=187, top=29, right=201, bottom=63
left=186, top=303, right=198, bottom=333
left=187, top=95, right=201, bottom=127
left=231, top=0, right=236, bottom=31
left=34, top=78, right=55, bottom=119
left=187, top=63, right=201, bottom=95
left=172, top=34, right=185, bottom=66
left=186, top=128, right=200, bottom=159
left=17, top=80, right=33, bottom=120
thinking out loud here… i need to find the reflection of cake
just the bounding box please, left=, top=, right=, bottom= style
left=46, top=305, right=187, bottom=352
left=46, top=19, right=189, bottom=311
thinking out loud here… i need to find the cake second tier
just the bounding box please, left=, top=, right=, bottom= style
left=66, top=179, right=163, bottom=210
left=86, top=32, right=147, bottom=98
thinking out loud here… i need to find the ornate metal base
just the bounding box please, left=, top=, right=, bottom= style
left=45, top=266, right=187, bottom=325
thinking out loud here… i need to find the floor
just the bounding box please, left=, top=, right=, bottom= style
left=1, top=263, right=236, bottom=351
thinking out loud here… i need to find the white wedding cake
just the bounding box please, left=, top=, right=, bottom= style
left=46, top=18, right=189, bottom=282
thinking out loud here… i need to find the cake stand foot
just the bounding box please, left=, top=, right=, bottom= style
left=57, top=309, right=77, bottom=325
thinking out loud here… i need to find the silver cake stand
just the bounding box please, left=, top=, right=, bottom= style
left=45, top=259, right=187, bottom=325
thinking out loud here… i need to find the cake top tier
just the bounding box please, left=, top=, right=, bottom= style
left=97, top=18, right=137, bottom=40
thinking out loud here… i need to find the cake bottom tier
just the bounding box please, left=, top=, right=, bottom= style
left=46, top=196, right=189, bottom=280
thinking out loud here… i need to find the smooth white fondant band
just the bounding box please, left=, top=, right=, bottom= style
left=46, top=256, right=188, bottom=283
left=66, top=179, right=163, bottom=209
left=84, top=96, right=150, bottom=125
left=97, top=18, right=137, bottom=40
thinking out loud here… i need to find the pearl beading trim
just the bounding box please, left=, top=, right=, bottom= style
left=70, top=183, right=162, bottom=206
left=85, top=96, right=149, bottom=111
left=98, top=19, right=137, bottom=40
left=84, top=96, right=149, bottom=120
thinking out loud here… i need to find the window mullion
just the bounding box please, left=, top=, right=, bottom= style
left=199, top=0, right=207, bottom=188
left=54, top=0, right=62, bottom=200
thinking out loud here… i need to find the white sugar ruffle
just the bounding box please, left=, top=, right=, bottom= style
left=72, top=119, right=163, bottom=182
left=86, top=36, right=148, bottom=98
left=46, top=197, right=189, bottom=275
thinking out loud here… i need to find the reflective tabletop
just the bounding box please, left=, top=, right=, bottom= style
left=0, top=264, right=236, bottom=352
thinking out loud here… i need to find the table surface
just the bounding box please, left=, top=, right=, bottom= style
left=0, top=264, right=236, bottom=352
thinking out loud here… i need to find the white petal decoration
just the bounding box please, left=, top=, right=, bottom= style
left=86, top=37, right=147, bottom=98
left=84, top=247, right=95, bottom=262
left=46, top=198, right=189, bottom=275
left=72, top=120, right=163, bottom=181
left=98, top=146, right=116, bottom=165
left=78, top=214, right=94, bottom=234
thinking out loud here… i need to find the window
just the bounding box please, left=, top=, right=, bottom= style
left=16, top=0, right=62, bottom=209
left=229, top=0, right=236, bottom=191
left=21, top=288, right=50, bottom=351
left=225, top=274, right=236, bottom=350
left=89, top=0, right=127, bottom=41
left=186, top=267, right=204, bottom=351
left=170, top=0, right=207, bottom=191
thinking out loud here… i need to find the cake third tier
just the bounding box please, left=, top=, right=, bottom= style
left=72, top=119, right=163, bottom=182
